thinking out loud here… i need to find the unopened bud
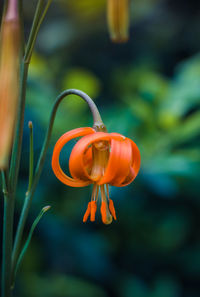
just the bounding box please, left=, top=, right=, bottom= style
left=42, top=206, right=51, bottom=212
left=107, top=0, right=129, bottom=43
left=0, top=0, right=20, bottom=168
left=28, top=121, right=33, bottom=129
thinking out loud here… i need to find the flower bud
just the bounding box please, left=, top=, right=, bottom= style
left=0, top=0, right=20, bottom=168
left=107, top=0, right=130, bottom=43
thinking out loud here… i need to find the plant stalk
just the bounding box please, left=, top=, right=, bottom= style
left=9, top=61, right=28, bottom=191
left=1, top=171, right=14, bottom=297
left=9, top=0, right=53, bottom=284
left=27, top=121, right=34, bottom=192
left=11, top=89, right=105, bottom=276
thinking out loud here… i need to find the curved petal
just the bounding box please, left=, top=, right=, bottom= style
left=112, top=138, right=141, bottom=187
left=98, top=137, right=132, bottom=185
left=130, top=139, right=141, bottom=176
left=69, top=132, right=124, bottom=182
left=52, top=127, right=95, bottom=187
left=118, top=167, right=136, bottom=186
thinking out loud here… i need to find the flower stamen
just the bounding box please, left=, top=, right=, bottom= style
left=90, top=201, right=97, bottom=222
left=106, top=184, right=117, bottom=220
left=100, top=185, right=113, bottom=225
left=83, top=183, right=99, bottom=222
left=109, top=199, right=117, bottom=221
left=83, top=202, right=91, bottom=223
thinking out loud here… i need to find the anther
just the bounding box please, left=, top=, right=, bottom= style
left=90, top=201, right=97, bottom=221
left=83, top=202, right=91, bottom=223
left=109, top=199, right=117, bottom=220
left=100, top=201, right=113, bottom=225
left=100, top=201, right=107, bottom=224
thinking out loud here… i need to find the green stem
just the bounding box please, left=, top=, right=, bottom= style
left=1, top=171, right=14, bottom=297
left=1, top=1, right=24, bottom=296
left=18, top=0, right=25, bottom=54
left=1, top=0, right=52, bottom=293
left=9, top=61, right=28, bottom=191
left=24, top=0, right=44, bottom=63
left=27, top=122, right=34, bottom=192
left=24, top=0, right=53, bottom=64
left=2, top=0, right=9, bottom=15
left=8, top=0, right=52, bottom=285
left=12, top=89, right=104, bottom=275
left=9, top=0, right=53, bottom=189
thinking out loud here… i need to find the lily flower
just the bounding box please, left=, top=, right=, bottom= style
left=52, top=126, right=140, bottom=224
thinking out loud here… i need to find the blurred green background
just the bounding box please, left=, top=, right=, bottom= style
left=1, top=0, right=200, bottom=296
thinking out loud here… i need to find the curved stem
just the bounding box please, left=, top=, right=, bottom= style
left=12, top=89, right=105, bottom=276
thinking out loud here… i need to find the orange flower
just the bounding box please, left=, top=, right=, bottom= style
left=52, top=127, right=140, bottom=224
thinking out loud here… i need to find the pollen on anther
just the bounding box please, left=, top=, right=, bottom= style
left=90, top=201, right=97, bottom=221
left=83, top=202, right=91, bottom=223
left=100, top=201, right=107, bottom=224
left=109, top=199, right=117, bottom=220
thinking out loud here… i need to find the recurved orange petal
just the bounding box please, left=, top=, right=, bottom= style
left=112, top=138, right=141, bottom=187
left=52, top=127, right=95, bottom=187
left=98, top=137, right=132, bottom=186
left=130, top=139, right=141, bottom=176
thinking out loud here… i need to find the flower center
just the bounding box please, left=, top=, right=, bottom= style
left=89, top=140, right=109, bottom=182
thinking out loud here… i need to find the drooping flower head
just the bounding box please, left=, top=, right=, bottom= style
left=52, top=125, right=140, bottom=224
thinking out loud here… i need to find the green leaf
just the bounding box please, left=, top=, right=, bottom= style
left=13, top=206, right=51, bottom=283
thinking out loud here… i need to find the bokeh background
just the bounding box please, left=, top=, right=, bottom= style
left=1, top=0, right=200, bottom=296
